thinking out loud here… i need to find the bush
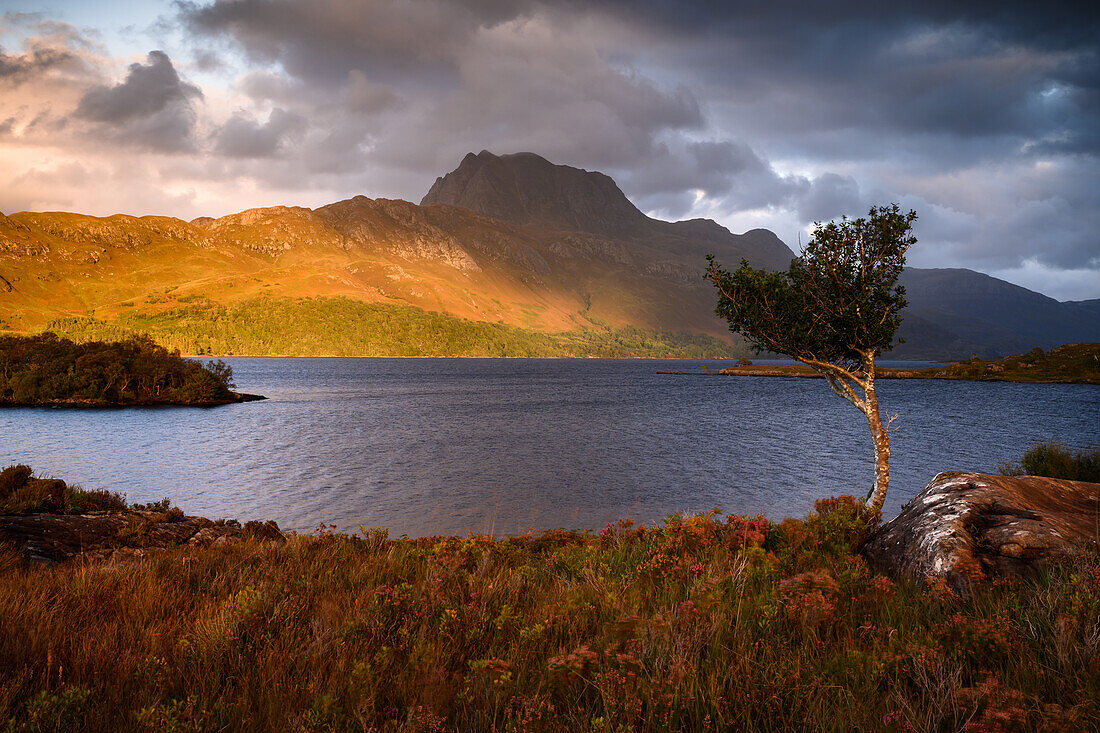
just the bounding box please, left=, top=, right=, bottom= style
left=1000, top=440, right=1100, bottom=483
left=0, top=465, right=33, bottom=499
left=0, top=465, right=127, bottom=514
left=64, top=486, right=128, bottom=513
left=0, top=332, right=236, bottom=405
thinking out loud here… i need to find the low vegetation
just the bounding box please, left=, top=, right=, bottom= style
left=2, top=493, right=1097, bottom=731
left=932, top=344, right=1100, bottom=384
left=712, top=343, right=1100, bottom=384
left=1000, top=440, right=1100, bottom=483
left=0, top=465, right=128, bottom=515
left=44, top=295, right=747, bottom=358
left=0, top=332, right=238, bottom=406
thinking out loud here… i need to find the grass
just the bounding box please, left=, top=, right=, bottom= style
left=2, top=496, right=1098, bottom=731
left=999, top=441, right=1100, bottom=483
left=41, top=296, right=748, bottom=359
left=931, top=344, right=1100, bottom=384
left=0, top=465, right=128, bottom=515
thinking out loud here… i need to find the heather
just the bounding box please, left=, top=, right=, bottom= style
left=2, top=498, right=1098, bottom=731
left=0, top=332, right=236, bottom=406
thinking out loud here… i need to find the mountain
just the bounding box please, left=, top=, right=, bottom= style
left=894, top=269, right=1100, bottom=358
left=0, top=151, right=1095, bottom=358
left=422, top=150, right=793, bottom=269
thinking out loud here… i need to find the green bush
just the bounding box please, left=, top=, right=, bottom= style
left=766, top=495, right=880, bottom=572
left=1000, top=440, right=1100, bottom=482
left=0, top=332, right=235, bottom=405
left=64, top=486, right=128, bottom=514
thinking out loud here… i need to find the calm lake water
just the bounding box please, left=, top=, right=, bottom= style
left=3, top=358, right=1097, bottom=536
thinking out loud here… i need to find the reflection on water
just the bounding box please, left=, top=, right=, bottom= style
left=2, top=358, right=1096, bottom=536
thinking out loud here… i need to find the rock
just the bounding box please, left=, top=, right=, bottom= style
left=187, top=526, right=222, bottom=546
left=420, top=150, right=795, bottom=269
left=0, top=511, right=282, bottom=563
left=862, top=471, right=1100, bottom=590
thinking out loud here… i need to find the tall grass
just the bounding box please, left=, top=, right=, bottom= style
left=999, top=440, right=1100, bottom=483
left=2, top=498, right=1097, bottom=731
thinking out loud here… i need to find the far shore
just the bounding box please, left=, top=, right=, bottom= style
left=659, top=344, right=1099, bottom=385
left=658, top=364, right=1096, bottom=384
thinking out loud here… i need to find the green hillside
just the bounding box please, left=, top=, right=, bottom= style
left=43, top=296, right=749, bottom=358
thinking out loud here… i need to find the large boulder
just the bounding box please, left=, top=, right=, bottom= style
left=862, top=471, right=1100, bottom=589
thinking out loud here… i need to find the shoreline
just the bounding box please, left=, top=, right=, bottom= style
left=0, top=391, right=267, bottom=408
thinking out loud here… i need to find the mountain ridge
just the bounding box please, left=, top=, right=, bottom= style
left=1, top=150, right=1096, bottom=358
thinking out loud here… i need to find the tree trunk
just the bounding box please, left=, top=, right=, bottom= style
left=862, top=358, right=890, bottom=513
left=807, top=351, right=894, bottom=512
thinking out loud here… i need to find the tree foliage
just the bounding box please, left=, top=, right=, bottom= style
left=705, top=204, right=917, bottom=512
left=706, top=204, right=915, bottom=370
left=0, top=332, right=236, bottom=406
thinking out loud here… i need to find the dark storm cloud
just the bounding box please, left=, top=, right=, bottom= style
left=166, top=0, right=1098, bottom=284
left=213, top=107, right=305, bottom=158
left=76, top=50, right=199, bottom=123
left=176, top=0, right=1099, bottom=171
left=75, top=50, right=202, bottom=152
left=179, top=0, right=705, bottom=175
left=608, top=0, right=1100, bottom=154
left=795, top=174, right=863, bottom=225
left=587, top=0, right=1099, bottom=51
left=178, top=0, right=529, bottom=85
left=628, top=140, right=867, bottom=223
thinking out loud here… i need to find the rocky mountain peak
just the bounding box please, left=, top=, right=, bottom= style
left=420, top=150, right=649, bottom=238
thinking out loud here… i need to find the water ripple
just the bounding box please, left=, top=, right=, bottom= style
left=2, top=358, right=1096, bottom=536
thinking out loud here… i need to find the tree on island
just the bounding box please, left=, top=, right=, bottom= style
left=705, top=204, right=917, bottom=513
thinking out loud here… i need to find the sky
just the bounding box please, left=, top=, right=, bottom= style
left=0, top=1, right=1097, bottom=301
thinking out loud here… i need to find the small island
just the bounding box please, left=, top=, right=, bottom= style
left=660, top=343, right=1100, bottom=384
left=0, top=332, right=265, bottom=406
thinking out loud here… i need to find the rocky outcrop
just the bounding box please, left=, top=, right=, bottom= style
left=421, top=151, right=651, bottom=239
left=0, top=511, right=284, bottom=564
left=862, top=472, right=1100, bottom=589
left=316, top=197, right=482, bottom=272
left=421, top=151, right=797, bottom=270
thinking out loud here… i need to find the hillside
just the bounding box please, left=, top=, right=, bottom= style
left=895, top=269, right=1100, bottom=359
left=1, top=151, right=1095, bottom=358
left=0, top=154, right=788, bottom=357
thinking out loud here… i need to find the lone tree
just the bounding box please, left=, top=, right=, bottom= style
left=705, top=204, right=917, bottom=513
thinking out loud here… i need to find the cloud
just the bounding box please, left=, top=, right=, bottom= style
left=74, top=50, right=202, bottom=151
left=0, top=42, right=74, bottom=82
left=0, top=14, right=98, bottom=88
left=180, top=1, right=704, bottom=187
left=213, top=107, right=304, bottom=157
left=794, top=174, right=864, bottom=224
left=0, top=0, right=1096, bottom=300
